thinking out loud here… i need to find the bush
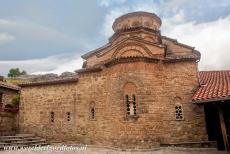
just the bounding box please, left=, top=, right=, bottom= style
left=12, top=95, right=20, bottom=107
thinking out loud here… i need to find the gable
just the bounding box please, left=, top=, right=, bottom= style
left=84, top=38, right=165, bottom=68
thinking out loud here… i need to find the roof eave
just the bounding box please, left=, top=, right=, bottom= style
left=19, top=78, right=78, bottom=87
left=192, top=96, right=230, bottom=104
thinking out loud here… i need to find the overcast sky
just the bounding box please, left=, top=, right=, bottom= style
left=0, top=0, right=230, bottom=76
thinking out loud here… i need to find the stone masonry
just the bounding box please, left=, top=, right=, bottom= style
left=19, top=12, right=209, bottom=149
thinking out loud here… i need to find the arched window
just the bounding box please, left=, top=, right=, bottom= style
left=123, top=82, right=137, bottom=116
left=125, top=94, right=137, bottom=115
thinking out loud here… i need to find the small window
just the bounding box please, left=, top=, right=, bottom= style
left=91, top=108, right=95, bottom=120
left=89, top=102, right=96, bottom=120
left=175, top=104, right=183, bottom=120
left=125, top=94, right=137, bottom=116
left=67, top=112, right=70, bottom=121
left=50, top=112, right=54, bottom=123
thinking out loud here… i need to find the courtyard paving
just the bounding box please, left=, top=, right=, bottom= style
left=0, top=146, right=228, bottom=154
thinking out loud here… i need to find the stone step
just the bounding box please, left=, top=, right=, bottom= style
left=2, top=140, right=46, bottom=145
left=0, top=135, right=35, bottom=139
left=0, top=137, right=43, bottom=142
left=9, top=139, right=46, bottom=144
left=24, top=137, right=42, bottom=140
left=0, top=134, right=48, bottom=150
left=16, top=134, right=34, bottom=136
left=0, top=142, right=9, bottom=146
left=0, top=141, right=46, bottom=146
left=0, top=143, right=46, bottom=147
left=160, top=141, right=217, bottom=148
left=0, top=143, right=49, bottom=150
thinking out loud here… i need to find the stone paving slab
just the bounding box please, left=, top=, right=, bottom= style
left=0, top=146, right=228, bottom=154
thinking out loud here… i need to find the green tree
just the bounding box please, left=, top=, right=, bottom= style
left=7, top=68, right=27, bottom=77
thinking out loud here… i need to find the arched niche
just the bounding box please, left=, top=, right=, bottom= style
left=112, top=43, right=152, bottom=58
left=123, top=82, right=137, bottom=93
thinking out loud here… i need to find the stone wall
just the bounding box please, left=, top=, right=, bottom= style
left=19, top=61, right=208, bottom=149
left=0, top=111, right=18, bottom=136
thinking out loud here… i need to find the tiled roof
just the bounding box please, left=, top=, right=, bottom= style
left=0, top=81, right=20, bottom=91
left=75, top=66, right=103, bottom=74
left=192, top=71, right=230, bottom=103
left=19, top=77, right=78, bottom=87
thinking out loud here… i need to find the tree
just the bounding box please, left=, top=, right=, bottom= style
left=7, top=68, right=27, bottom=77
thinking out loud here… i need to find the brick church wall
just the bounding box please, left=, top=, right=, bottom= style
left=19, top=61, right=208, bottom=148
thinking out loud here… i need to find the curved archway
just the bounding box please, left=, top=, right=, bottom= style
left=112, top=42, right=152, bottom=58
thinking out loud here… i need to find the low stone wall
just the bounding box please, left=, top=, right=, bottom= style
left=0, top=111, right=18, bottom=136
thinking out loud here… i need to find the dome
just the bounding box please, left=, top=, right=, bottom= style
left=112, top=11, right=162, bottom=32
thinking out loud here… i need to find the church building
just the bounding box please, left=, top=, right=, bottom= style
left=18, top=12, right=230, bottom=150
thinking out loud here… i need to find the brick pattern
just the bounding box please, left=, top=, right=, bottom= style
left=20, top=62, right=208, bottom=148
left=19, top=12, right=208, bottom=149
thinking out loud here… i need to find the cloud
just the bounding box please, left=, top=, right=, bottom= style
left=102, top=7, right=130, bottom=37
left=99, top=0, right=127, bottom=7
left=0, top=32, right=15, bottom=44
left=0, top=54, right=83, bottom=76
left=0, top=18, right=77, bottom=45
left=100, top=0, right=230, bottom=71
left=0, top=19, right=10, bottom=25
left=0, top=18, right=84, bottom=60
left=162, top=15, right=230, bottom=71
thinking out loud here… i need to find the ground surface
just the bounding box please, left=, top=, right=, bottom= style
left=0, top=146, right=228, bottom=154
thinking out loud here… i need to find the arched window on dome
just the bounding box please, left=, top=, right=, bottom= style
left=123, top=82, right=137, bottom=116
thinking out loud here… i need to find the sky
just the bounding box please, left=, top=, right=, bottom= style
left=0, top=0, right=230, bottom=76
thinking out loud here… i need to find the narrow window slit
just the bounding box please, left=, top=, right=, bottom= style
left=91, top=108, right=95, bottom=119
left=50, top=112, right=54, bottom=123
left=67, top=112, right=70, bottom=121
left=125, top=94, right=137, bottom=116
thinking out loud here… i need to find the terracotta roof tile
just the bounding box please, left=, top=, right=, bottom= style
left=192, top=71, right=230, bottom=103
left=0, top=81, right=20, bottom=91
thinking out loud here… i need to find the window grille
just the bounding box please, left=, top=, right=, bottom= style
left=175, top=105, right=183, bottom=120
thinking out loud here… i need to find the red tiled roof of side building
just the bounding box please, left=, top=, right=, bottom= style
left=192, top=70, right=230, bottom=103
left=0, top=81, right=20, bottom=91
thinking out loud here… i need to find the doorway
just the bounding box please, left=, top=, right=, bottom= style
left=204, top=103, right=230, bottom=150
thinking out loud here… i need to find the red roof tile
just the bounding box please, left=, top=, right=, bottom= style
left=192, top=71, right=230, bottom=103
left=0, top=81, right=20, bottom=91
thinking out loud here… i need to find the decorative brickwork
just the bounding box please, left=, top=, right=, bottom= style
left=19, top=12, right=209, bottom=149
